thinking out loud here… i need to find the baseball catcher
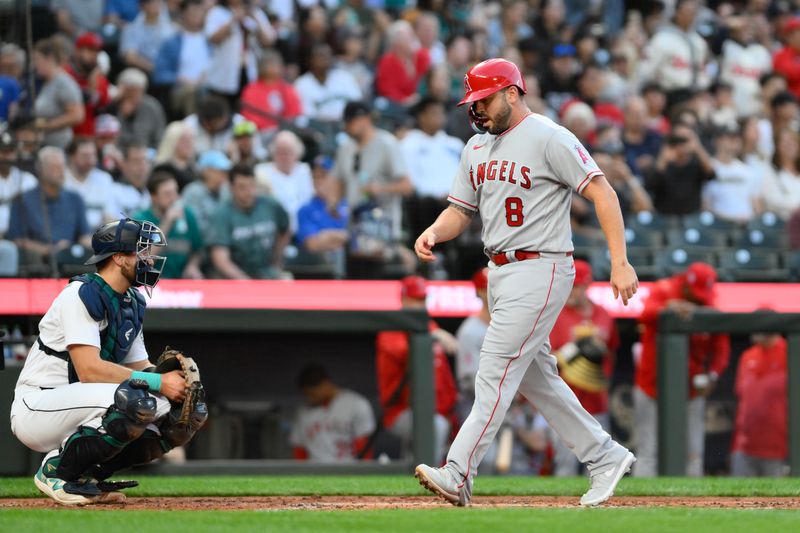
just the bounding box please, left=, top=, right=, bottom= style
left=10, top=218, right=208, bottom=505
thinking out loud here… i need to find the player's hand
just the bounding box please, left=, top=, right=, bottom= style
left=667, top=299, right=696, bottom=321
left=610, top=262, right=638, bottom=306
left=414, top=229, right=437, bottom=262
left=432, top=328, right=458, bottom=355
left=160, top=370, right=187, bottom=403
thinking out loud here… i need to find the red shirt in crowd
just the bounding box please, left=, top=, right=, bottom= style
left=240, top=79, right=303, bottom=131
left=375, top=49, right=431, bottom=103
left=65, top=63, right=109, bottom=137
left=773, top=45, right=800, bottom=100
left=732, top=337, right=788, bottom=460
left=376, top=320, right=458, bottom=428
left=550, top=302, right=619, bottom=415
left=636, top=276, right=731, bottom=399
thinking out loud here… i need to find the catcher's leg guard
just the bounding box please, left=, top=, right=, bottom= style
left=86, top=386, right=208, bottom=481
left=55, top=380, right=157, bottom=481
left=86, top=429, right=170, bottom=480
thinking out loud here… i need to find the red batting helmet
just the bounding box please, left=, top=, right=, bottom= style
left=458, top=58, right=527, bottom=107
left=401, top=276, right=428, bottom=300
left=472, top=268, right=489, bottom=291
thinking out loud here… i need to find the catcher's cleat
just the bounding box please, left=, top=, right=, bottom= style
left=34, top=459, right=96, bottom=506
left=580, top=451, right=636, bottom=507
left=415, top=464, right=472, bottom=507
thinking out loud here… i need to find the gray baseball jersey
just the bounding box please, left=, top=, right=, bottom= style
left=448, top=113, right=603, bottom=253
left=433, top=111, right=631, bottom=497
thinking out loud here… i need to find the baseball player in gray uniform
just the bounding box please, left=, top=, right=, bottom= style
left=414, top=58, right=639, bottom=507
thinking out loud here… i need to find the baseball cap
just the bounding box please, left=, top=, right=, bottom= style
left=233, top=120, right=257, bottom=138
left=75, top=31, right=103, bottom=50
left=95, top=114, right=120, bottom=137
left=472, top=268, right=489, bottom=291
left=552, top=43, right=577, bottom=58
left=343, top=101, right=371, bottom=123
left=785, top=16, right=800, bottom=34
left=574, top=260, right=594, bottom=286
left=313, top=154, right=333, bottom=171
left=197, top=150, right=232, bottom=171
left=684, top=262, right=717, bottom=304
left=401, top=276, right=427, bottom=300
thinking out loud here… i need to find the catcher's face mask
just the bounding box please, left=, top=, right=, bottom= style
left=134, top=221, right=167, bottom=297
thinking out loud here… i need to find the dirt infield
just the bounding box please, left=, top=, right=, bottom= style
left=3, top=496, right=800, bottom=511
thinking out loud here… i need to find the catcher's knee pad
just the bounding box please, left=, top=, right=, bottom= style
left=56, top=381, right=157, bottom=481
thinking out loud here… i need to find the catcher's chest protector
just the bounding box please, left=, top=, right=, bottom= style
left=72, top=274, right=146, bottom=376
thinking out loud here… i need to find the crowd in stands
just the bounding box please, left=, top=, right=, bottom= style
left=1, top=0, right=800, bottom=280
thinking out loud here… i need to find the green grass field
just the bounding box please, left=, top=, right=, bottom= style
left=2, top=476, right=799, bottom=532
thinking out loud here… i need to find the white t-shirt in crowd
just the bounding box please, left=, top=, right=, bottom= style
left=254, top=161, right=314, bottom=233
left=289, top=389, right=376, bottom=462
left=400, top=129, right=464, bottom=198
left=0, top=166, right=37, bottom=235
left=15, top=281, right=148, bottom=390
left=178, top=31, right=210, bottom=84
left=719, top=40, right=771, bottom=118
left=294, top=69, right=363, bottom=122
left=112, top=182, right=151, bottom=216
left=762, top=167, right=800, bottom=220
left=64, top=167, right=118, bottom=229
left=704, top=158, right=760, bottom=221
left=204, top=5, right=274, bottom=94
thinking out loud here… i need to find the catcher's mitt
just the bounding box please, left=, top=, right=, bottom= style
left=155, top=347, right=205, bottom=425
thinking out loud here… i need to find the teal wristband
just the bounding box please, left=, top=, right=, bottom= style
left=131, top=371, right=162, bottom=392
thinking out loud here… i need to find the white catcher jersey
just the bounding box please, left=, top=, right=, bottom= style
left=448, top=113, right=604, bottom=254
left=15, top=281, right=148, bottom=391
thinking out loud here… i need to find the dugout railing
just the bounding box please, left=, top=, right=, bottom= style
left=657, top=310, right=800, bottom=476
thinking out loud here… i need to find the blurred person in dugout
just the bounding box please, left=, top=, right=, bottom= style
left=634, top=262, right=731, bottom=477
left=731, top=314, right=789, bottom=477
left=455, top=268, right=490, bottom=422
left=376, top=276, right=458, bottom=463
left=290, top=364, right=376, bottom=462
left=550, top=260, right=619, bottom=477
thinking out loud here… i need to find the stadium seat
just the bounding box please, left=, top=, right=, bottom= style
left=717, top=249, right=788, bottom=282
left=682, top=211, right=743, bottom=232
left=627, top=249, right=661, bottom=281
left=653, top=248, right=716, bottom=276
left=666, top=227, right=729, bottom=250
left=626, top=210, right=681, bottom=233
left=625, top=226, right=663, bottom=249
left=784, top=251, right=800, bottom=282
left=747, top=211, right=785, bottom=233
left=572, top=232, right=605, bottom=260
left=733, top=228, right=787, bottom=252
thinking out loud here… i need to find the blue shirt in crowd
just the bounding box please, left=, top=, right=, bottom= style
left=0, top=76, right=20, bottom=121
left=104, top=0, right=140, bottom=23
left=7, top=186, right=91, bottom=244
left=624, top=130, right=663, bottom=179
left=296, top=196, right=349, bottom=247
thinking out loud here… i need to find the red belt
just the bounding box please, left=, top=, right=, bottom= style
left=491, top=250, right=573, bottom=266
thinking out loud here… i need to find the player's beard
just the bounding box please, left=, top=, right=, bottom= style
left=121, top=256, right=138, bottom=287
left=487, top=98, right=513, bottom=135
